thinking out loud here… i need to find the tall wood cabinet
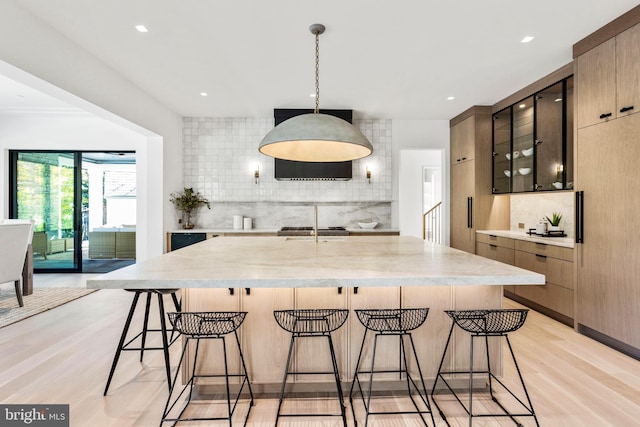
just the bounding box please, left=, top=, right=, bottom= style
left=574, top=16, right=640, bottom=358
left=575, top=113, right=640, bottom=355
left=450, top=106, right=509, bottom=253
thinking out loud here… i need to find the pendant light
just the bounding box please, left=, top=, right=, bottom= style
left=259, top=24, right=373, bottom=162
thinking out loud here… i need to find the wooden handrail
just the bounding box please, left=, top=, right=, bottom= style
left=423, top=202, right=442, bottom=241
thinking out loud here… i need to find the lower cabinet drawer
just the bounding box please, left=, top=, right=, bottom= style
left=476, top=242, right=514, bottom=265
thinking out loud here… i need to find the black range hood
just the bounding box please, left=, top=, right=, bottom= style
left=273, top=109, right=353, bottom=181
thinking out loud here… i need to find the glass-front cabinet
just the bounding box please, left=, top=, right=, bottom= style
left=492, top=108, right=511, bottom=193
left=492, top=76, right=573, bottom=194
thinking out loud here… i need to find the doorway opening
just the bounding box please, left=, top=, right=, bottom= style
left=398, top=149, right=446, bottom=241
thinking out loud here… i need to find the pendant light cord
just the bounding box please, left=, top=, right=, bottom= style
left=314, top=31, right=320, bottom=114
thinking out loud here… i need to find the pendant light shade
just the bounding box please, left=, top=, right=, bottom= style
left=258, top=23, right=373, bottom=163
left=259, top=113, right=372, bottom=162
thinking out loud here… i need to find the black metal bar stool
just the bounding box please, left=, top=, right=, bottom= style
left=104, top=289, right=181, bottom=395
left=349, top=308, right=436, bottom=427
left=160, top=311, right=253, bottom=426
left=273, top=309, right=349, bottom=427
left=431, top=309, right=539, bottom=427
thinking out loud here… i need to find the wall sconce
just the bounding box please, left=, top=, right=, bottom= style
left=366, top=165, right=372, bottom=184
left=253, top=163, right=260, bottom=184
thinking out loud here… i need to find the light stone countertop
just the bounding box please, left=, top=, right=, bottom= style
left=477, top=230, right=574, bottom=248
left=88, top=235, right=544, bottom=290
left=169, top=228, right=400, bottom=234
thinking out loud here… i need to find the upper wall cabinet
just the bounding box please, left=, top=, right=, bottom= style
left=577, top=23, right=640, bottom=129
left=450, top=117, right=475, bottom=164
left=492, top=76, right=574, bottom=194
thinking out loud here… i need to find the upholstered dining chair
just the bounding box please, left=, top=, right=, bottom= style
left=0, top=220, right=34, bottom=307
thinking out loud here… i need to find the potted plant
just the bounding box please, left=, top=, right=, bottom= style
left=170, top=187, right=210, bottom=229
left=545, top=212, right=562, bottom=231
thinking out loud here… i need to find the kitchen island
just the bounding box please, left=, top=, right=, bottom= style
left=88, top=235, right=544, bottom=390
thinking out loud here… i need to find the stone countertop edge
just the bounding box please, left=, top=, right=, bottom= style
left=476, top=230, right=574, bottom=248
left=88, top=235, right=544, bottom=289
left=169, top=228, right=400, bottom=234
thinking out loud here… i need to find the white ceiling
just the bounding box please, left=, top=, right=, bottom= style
left=4, top=1, right=640, bottom=120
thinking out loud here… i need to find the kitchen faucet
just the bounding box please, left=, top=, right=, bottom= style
left=310, top=205, right=319, bottom=243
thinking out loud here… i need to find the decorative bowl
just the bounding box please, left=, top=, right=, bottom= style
left=358, top=222, right=378, bottom=229
left=504, top=170, right=513, bottom=177
left=552, top=182, right=563, bottom=189
left=505, top=151, right=520, bottom=160
left=518, top=167, right=532, bottom=175
left=521, top=147, right=534, bottom=157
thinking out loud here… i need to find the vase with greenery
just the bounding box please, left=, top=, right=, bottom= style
left=170, top=187, right=210, bottom=229
left=545, top=212, right=562, bottom=230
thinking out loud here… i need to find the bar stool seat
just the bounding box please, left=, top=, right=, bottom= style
left=104, top=289, right=181, bottom=395
left=273, top=309, right=349, bottom=427
left=161, top=311, right=254, bottom=426
left=431, top=309, right=539, bottom=427
left=349, top=308, right=436, bottom=427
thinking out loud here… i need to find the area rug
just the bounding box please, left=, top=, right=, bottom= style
left=0, top=288, right=97, bottom=328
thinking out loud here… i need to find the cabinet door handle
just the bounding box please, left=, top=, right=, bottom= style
left=338, top=287, right=342, bottom=294
left=575, top=191, right=584, bottom=244
left=467, top=197, right=473, bottom=229
left=461, top=157, right=467, bottom=161
left=620, top=106, right=635, bottom=113
left=354, top=287, right=359, bottom=294
left=535, top=254, right=547, bottom=259
left=228, top=288, right=234, bottom=295
left=490, top=244, right=497, bottom=248
left=245, top=288, right=251, bottom=295
left=599, top=112, right=613, bottom=119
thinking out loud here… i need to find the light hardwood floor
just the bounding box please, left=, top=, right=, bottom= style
left=1, top=276, right=639, bottom=426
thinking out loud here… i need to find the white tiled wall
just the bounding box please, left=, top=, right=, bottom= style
left=183, top=117, right=392, bottom=202
left=181, top=117, right=393, bottom=228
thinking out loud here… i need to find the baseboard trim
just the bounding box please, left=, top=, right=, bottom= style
left=577, top=324, right=640, bottom=361
left=504, top=291, right=574, bottom=327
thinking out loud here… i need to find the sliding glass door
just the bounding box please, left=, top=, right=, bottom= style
left=10, top=151, right=82, bottom=272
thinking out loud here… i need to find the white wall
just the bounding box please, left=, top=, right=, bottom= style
left=0, top=1, right=183, bottom=257
left=0, top=115, right=154, bottom=258
left=392, top=119, right=450, bottom=241
left=398, top=149, right=445, bottom=239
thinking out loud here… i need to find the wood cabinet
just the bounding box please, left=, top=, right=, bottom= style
left=475, top=233, right=515, bottom=265
left=575, top=112, right=640, bottom=354
left=511, top=241, right=574, bottom=326
left=573, top=12, right=640, bottom=358
left=450, top=107, right=509, bottom=254
left=450, top=114, right=475, bottom=164
left=577, top=22, right=640, bottom=129
left=475, top=233, right=574, bottom=327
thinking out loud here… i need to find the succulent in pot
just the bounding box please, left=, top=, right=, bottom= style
left=170, top=187, right=210, bottom=229
left=545, top=212, right=562, bottom=230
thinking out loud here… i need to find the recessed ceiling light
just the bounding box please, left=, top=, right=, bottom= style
left=310, top=93, right=316, bottom=98
left=554, top=97, right=562, bottom=102
left=447, top=96, right=455, bottom=101
left=519, top=104, right=526, bottom=109
left=200, top=92, right=208, bottom=97
left=521, top=36, right=534, bottom=43
left=135, top=25, right=148, bottom=33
